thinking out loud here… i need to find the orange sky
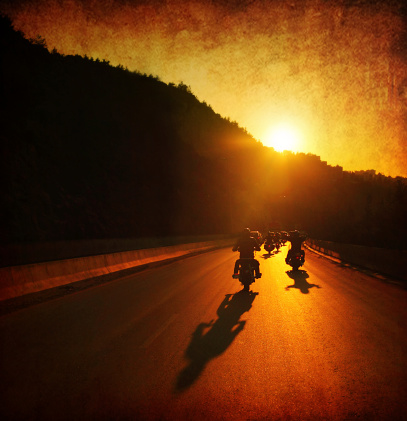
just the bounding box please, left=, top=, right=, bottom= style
left=2, top=0, right=407, bottom=177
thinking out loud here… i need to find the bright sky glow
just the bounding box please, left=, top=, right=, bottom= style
left=263, top=124, right=302, bottom=152
left=2, top=0, right=407, bottom=177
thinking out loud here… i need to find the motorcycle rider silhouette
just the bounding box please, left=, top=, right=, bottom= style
left=232, top=228, right=262, bottom=279
left=285, top=230, right=307, bottom=264
left=264, top=231, right=275, bottom=244
left=263, top=231, right=276, bottom=253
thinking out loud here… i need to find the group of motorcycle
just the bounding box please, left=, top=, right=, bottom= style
left=232, top=229, right=306, bottom=291
left=263, top=236, right=282, bottom=254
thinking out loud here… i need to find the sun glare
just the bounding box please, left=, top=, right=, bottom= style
left=263, top=124, right=302, bottom=152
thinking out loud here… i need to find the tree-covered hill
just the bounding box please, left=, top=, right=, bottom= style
left=1, top=15, right=406, bottom=249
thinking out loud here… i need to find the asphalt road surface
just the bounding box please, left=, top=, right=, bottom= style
left=1, top=244, right=406, bottom=420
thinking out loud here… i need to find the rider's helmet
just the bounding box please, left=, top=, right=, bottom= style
left=292, top=230, right=300, bottom=237
left=243, top=228, right=251, bottom=237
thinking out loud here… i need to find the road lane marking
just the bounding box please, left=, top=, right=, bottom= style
left=140, top=313, right=179, bottom=349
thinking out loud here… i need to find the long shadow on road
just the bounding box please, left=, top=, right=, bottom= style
left=285, top=270, right=321, bottom=294
left=175, top=290, right=258, bottom=392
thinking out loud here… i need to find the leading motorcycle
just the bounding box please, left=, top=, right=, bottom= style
left=286, top=251, right=304, bottom=271
left=235, top=258, right=256, bottom=291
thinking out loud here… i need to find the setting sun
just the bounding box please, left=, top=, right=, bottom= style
left=262, top=124, right=302, bottom=152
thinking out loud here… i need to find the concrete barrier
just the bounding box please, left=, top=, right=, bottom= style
left=0, top=238, right=234, bottom=302
left=306, top=239, right=407, bottom=282
left=0, top=235, right=234, bottom=267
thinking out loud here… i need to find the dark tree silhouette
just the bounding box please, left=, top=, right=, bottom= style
left=1, top=14, right=406, bottom=257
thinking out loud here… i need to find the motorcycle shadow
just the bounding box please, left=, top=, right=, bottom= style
left=261, top=252, right=276, bottom=259
left=175, top=290, right=259, bottom=392
left=285, top=269, right=321, bottom=294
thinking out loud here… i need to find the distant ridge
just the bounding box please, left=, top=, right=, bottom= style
left=1, top=15, right=406, bottom=250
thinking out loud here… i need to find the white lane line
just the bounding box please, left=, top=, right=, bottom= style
left=140, top=313, right=179, bottom=349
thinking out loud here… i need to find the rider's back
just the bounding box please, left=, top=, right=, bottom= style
left=288, top=235, right=306, bottom=252
left=235, top=236, right=260, bottom=258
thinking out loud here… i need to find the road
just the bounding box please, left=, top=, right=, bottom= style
left=1, top=244, right=406, bottom=420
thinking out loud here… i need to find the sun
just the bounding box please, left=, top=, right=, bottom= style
left=262, top=124, right=302, bottom=152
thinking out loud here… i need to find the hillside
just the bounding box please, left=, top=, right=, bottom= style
left=1, top=15, right=406, bottom=250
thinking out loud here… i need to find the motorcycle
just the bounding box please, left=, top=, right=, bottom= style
left=275, top=241, right=281, bottom=252
left=286, top=251, right=305, bottom=271
left=236, top=258, right=256, bottom=291
left=264, top=241, right=275, bottom=254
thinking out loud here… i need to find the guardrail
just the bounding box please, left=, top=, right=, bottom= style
left=306, top=239, right=407, bottom=282
left=0, top=236, right=235, bottom=302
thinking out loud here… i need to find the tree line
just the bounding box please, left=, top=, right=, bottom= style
left=1, top=15, right=406, bottom=250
